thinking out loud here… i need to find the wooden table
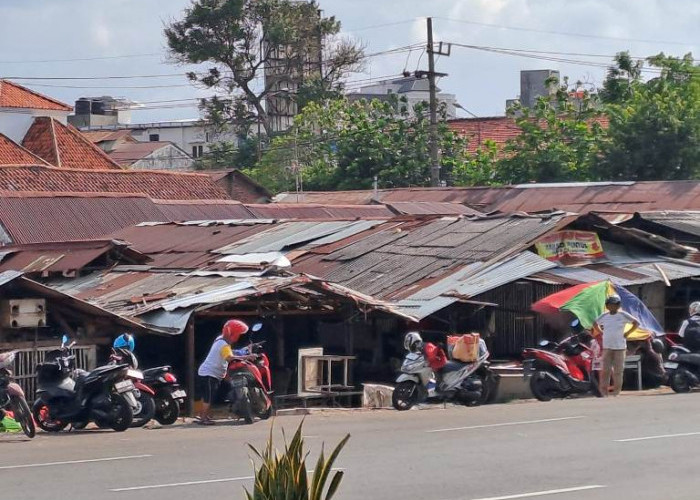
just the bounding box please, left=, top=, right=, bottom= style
left=302, top=354, right=356, bottom=393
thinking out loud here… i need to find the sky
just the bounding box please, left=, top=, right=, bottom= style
left=1, top=0, right=698, bottom=123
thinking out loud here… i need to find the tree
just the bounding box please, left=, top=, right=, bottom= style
left=597, top=53, right=700, bottom=181
left=165, top=0, right=363, bottom=138
left=245, top=96, right=471, bottom=193
left=494, top=79, right=607, bottom=184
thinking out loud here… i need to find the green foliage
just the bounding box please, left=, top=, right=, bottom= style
left=248, top=96, right=471, bottom=192
left=244, top=421, right=349, bottom=500
left=165, top=0, right=363, bottom=136
left=495, top=78, right=606, bottom=184
left=597, top=52, right=700, bottom=180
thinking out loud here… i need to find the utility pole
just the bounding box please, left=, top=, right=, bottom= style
left=424, top=18, right=450, bottom=187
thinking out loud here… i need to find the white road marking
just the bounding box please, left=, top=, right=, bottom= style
left=427, top=416, right=586, bottom=433
left=110, top=476, right=255, bottom=492
left=470, top=485, right=606, bottom=500
left=615, top=431, right=700, bottom=443
left=110, top=468, right=344, bottom=492
left=0, top=454, right=152, bottom=470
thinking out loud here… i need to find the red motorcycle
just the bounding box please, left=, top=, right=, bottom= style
left=226, top=327, right=273, bottom=424
left=522, top=328, right=601, bottom=401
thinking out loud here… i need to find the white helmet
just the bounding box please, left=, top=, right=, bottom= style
left=403, top=332, right=423, bottom=352
left=690, top=301, right=700, bottom=316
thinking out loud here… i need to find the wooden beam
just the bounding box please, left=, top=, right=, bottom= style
left=197, top=309, right=337, bottom=317
left=49, top=309, right=76, bottom=337
left=186, top=321, right=195, bottom=417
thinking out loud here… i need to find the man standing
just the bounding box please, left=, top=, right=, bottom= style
left=196, top=319, right=249, bottom=424
left=593, top=294, right=640, bottom=397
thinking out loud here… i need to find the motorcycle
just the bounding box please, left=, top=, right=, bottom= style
left=142, top=366, right=186, bottom=425
left=522, top=329, right=600, bottom=401
left=226, top=323, right=273, bottom=424
left=665, top=343, right=700, bottom=393
left=0, top=351, right=36, bottom=438
left=109, top=348, right=156, bottom=427
left=32, top=336, right=136, bottom=432
left=392, top=339, right=495, bottom=411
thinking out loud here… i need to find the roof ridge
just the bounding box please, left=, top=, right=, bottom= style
left=48, top=117, right=61, bottom=167
left=0, top=163, right=213, bottom=177
left=60, top=120, right=123, bottom=169
left=0, top=132, right=51, bottom=166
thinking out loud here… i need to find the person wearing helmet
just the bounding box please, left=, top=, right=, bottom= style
left=403, top=331, right=447, bottom=371
left=593, top=294, right=640, bottom=397
left=678, top=301, right=700, bottom=351
left=113, top=333, right=135, bottom=352
left=196, top=319, right=249, bottom=424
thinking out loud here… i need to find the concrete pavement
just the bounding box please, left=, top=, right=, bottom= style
left=2, top=392, right=700, bottom=500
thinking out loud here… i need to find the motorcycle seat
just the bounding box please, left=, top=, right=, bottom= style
left=676, top=353, right=700, bottom=366
left=441, top=361, right=467, bottom=373
left=143, top=366, right=170, bottom=378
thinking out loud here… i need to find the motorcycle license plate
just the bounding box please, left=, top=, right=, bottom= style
left=171, top=390, right=187, bottom=399
left=230, top=378, right=246, bottom=388
left=664, top=362, right=679, bottom=370
left=126, top=369, right=143, bottom=380
left=115, top=380, right=135, bottom=393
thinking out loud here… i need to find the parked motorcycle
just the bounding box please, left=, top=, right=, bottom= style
left=0, top=351, right=35, bottom=438
left=522, top=329, right=600, bottom=401
left=665, top=344, right=700, bottom=393
left=32, top=336, right=136, bottom=432
left=226, top=323, right=273, bottom=424
left=142, top=366, right=186, bottom=425
left=109, top=348, right=156, bottom=427
left=392, top=338, right=494, bottom=411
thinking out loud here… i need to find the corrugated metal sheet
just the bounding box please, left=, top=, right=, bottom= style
left=155, top=200, right=255, bottom=221
left=246, top=203, right=393, bottom=219
left=0, top=269, right=22, bottom=287
left=533, top=259, right=700, bottom=286
left=636, top=211, right=700, bottom=238
left=385, top=201, right=483, bottom=216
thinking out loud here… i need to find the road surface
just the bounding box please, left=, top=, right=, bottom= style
left=3, top=392, right=699, bottom=500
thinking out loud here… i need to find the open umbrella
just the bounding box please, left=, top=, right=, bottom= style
left=532, top=280, right=663, bottom=340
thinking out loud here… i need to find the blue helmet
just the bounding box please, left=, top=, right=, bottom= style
left=113, top=333, right=135, bottom=352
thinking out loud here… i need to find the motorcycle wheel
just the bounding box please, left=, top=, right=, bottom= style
left=478, top=371, right=499, bottom=405
left=392, top=381, right=419, bottom=411
left=72, top=421, right=89, bottom=430
left=10, top=396, right=35, bottom=439
left=237, top=387, right=254, bottom=424
left=108, top=395, right=134, bottom=432
left=252, top=388, right=272, bottom=420
left=670, top=371, right=692, bottom=393
left=31, top=400, right=68, bottom=433
left=529, top=371, right=556, bottom=402
left=130, top=392, right=156, bottom=428
left=155, top=394, right=180, bottom=426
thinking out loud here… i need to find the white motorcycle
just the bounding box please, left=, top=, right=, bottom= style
left=392, top=336, right=497, bottom=411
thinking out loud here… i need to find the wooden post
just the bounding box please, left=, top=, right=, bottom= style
left=186, top=320, right=196, bottom=416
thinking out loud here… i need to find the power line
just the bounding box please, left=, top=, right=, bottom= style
left=0, top=53, right=162, bottom=64
left=436, top=16, right=696, bottom=46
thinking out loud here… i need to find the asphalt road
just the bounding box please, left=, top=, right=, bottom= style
left=3, top=392, right=700, bottom=500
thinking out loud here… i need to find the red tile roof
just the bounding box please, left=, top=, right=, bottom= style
left=448, top=115, right=610, bottom=154
left=22, top=117, right=122, bottom=170
left=0, top=80, right=72, bottom=111
left=0, top=165, right=230, bottom=200
left=0, top=133, right=49, bottom=166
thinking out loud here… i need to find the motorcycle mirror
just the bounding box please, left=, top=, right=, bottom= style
left=570, top=319, right=580, bottom=328
left=538, top=340, right=549, bottom=347
left=251, top=323, right=263, bottom=332
left=61, top=334, right=69, bottom=347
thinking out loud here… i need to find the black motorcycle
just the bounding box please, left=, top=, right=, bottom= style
left=32, top=336, right=135, bottom=432
left=142, top=366, right=186, bottom=425
left=110, top=348, right=185, bottom=426
left=665, top=344, right=700, bottom=393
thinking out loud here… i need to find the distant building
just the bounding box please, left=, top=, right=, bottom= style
left=69, top=97, right=238, bottom=159
left=346, top=75, right=457, bottom=119
left=0, top=80, right=72, bottom=143
left=82, top=130, right=194, bottom=171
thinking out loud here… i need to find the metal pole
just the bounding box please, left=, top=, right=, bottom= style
left=427, top=17, right=440, bottom=187
left=186, top=321, right=195, bottom=416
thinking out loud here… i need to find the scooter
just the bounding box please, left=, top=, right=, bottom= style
left=0, top=351, right=35, bottom=438
left=392, top=339, right=493, bottom=411
left=226, top=323, right=273, bottom=424
left=32, top=336, right=136, bottom=432
left=665, top=343, right=700, bottom=393
left=109, top=348, right=156, bottom=427
left=522, top=328, right=600, bottom=401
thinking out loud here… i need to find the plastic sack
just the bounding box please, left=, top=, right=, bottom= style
left=448, top=333, right=481, bottom=362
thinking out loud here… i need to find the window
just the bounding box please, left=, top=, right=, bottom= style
left=149, top=134, right=159, bottom=142
left=192, top=145, right=204, bottom=158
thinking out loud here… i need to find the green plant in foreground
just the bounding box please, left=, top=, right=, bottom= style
left=245, top=421, right=350, bottom=500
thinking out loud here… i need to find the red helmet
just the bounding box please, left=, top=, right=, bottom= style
left=222, top=319, right=249, bottom=344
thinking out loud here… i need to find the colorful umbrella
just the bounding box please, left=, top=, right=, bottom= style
left=532, top=280, right=663, bottom=340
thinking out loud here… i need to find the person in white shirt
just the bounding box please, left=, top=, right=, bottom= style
left=593, top=294, right=640, bottom=397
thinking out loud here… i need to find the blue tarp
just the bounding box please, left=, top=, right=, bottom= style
left=614, top=284, right=664, bottom=337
